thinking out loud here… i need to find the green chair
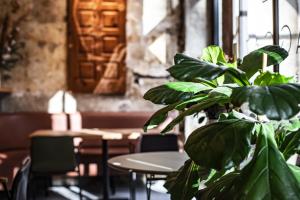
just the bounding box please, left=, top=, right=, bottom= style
left=30, top=136, right=82, bottom=199
left=139, top=134, right=179, bottom=200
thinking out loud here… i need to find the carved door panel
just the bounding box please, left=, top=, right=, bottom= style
left=68, top=0, right=126, bottom=94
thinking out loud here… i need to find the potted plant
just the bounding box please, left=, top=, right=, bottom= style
left=143, top=45, right=300, bottom=199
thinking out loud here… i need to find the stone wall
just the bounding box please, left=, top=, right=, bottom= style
left=0, top=0, right=209, bottom=112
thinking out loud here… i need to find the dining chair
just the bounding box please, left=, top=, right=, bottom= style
left=29, top=136, right=82, bottom=199
left=0, top=157, right=31, bottom=200
left=139, top=134, right=179, bottom=200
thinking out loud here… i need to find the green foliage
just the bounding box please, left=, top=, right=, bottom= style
left=143, top=45, right=300, bottom=199
left=143, top=82, right=212, bottom=105
left=164, top=159, right=209, bottom=200
left=168, top=54, right=249, bottom=86
left=184, top=119, right=255, bottom=170
left=231, top=83, right=300, bottom=120
left=239, top=45, right=288, bottom=78
left=200, top=45, right=227, bottom=64
left=254, top=71, right=294, bottom=86
left=236, top=124, right=300, bottom=200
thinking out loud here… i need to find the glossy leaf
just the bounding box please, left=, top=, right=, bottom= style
left=254, top=71, right=294, bottom=86
left=201, top=45, right=227, bottom=64
left=168, top=54, right=250, bottom=86
left=143, top=104, right=175, bottom=132
left=240, top=45, right=288, bottom=78
left=289, top=164, right=300, bottom=187
left=143, top=82, right=211, bottom=105
left=161, top=93, right=230, bottom=133
left=219, top=110, right=256, bottom=122
left=197, top=172, right=241, bottom=200
left=231, top=83, right=300, bottom=120
left=164, top=159, right=207, bottom=200
left=184, top=119, right=255, bottom=170
left=279, top=129, right=300, bottom=160
left=236, top=124, right=300, bottom=199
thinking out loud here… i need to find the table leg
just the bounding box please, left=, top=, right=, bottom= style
left=102, top=139, right=129, bottom=200
left=102, top=139, right=109, bottom=200
left=129, top=171, right=136, bottom=200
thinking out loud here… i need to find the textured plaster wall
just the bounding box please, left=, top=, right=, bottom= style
left=0, top=0, right=208, bottom=112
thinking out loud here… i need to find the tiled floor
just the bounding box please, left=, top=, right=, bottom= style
left=0, top=176, right=170, bottom=200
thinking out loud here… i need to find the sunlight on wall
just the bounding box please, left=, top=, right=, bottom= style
left=48, top=90, right=64, bottom=113
left=64, top=91, right=77, bottom=114
left=48, top=90, right=77, bottom=114
left=148, top=33, right=167, bottom=63
left=142, top=0, right=167, bottom=35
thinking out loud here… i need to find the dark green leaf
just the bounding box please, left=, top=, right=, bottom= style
left=236, top=124, right=300, bottom=199
left=184, top=119, right=255, bottom=170
left=254, top=71, right=294, bottom=86
left=168, top=54, right=250, bottom=86
left=174, top=94, right=207, bottom=110
left=289, top=164, right=300, bottom=187
left=164, top=159, right=207, bottom=200
left=219, top=110, right=256, bottom=122
left=143, top=82, right=211, bottom=105
left=161, top=93, right=230, bottom=133
left=201, top=45, right=227, bottom=64
left=279, top=129, right=300, bottom=160
left=143, top=104, right=175, bottom=132
left=197, top=171, right=241, bottom=200
left=231, top=83, right=300, bottom=120
left=240, top=45, right=288, bottom=78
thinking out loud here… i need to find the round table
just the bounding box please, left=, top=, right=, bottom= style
left=108, top=151, right=188, bottom=175
left=108, top=152, right=188, bottom=200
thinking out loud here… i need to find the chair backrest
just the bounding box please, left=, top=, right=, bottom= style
left=30, top=136, right=76, bottom=174
left=11, top=157, right=31, bottom=200
left=140, top=134, right=179, bottom=152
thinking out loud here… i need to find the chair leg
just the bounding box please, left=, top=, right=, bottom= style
left=44, top=176, right=51, bottom=197
left=78, top=171, right=83, bottom=200
left=1, top=182, right=11, bottom=200
left=109, top=175, right=116, bottom=195
left=28, top=175, right=36, bottom=200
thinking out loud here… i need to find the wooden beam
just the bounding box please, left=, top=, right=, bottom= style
left=222, top=0, right=233, bottom=58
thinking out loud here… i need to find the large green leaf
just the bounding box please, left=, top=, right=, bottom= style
left=201, top=45, right=227, bottom=64
left=231, top=83, right=300, bottom=120
left=240, top=45, right=288, bottom=78
left=144, top=94, right=209, bottom=132
left=197, top=171, right=241, bottom=200
left=161, top=93, right=230, bottom=133
left=143, top=104, right=175, bottom=132
left=164, top=159, right=207, bottom=200
left=184, top=119, right=255, bottom=170
left=254, top=71, right=294, bottom=86
left=236, top=124, right=300, bottom=199
left=279, top=129, right=300, bottom=160
left=143, top=82, right=212, bottom=105
left=168, top=54, right=250, bottom=86
left=289, top=164, right=300, bottom=187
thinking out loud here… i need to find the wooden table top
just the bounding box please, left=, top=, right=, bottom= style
left=108, top=151, right=188, bottom=175
left=29, top=128, right=143, bottom=140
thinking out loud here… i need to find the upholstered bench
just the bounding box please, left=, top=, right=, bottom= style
left=0, top=112, right=67, bottom=189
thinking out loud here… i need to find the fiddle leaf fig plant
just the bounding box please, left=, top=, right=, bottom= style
left=143, top=45, right=300, bottom=199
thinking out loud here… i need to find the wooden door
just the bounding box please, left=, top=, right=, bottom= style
left=67, top=0, right=126, bottom=94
